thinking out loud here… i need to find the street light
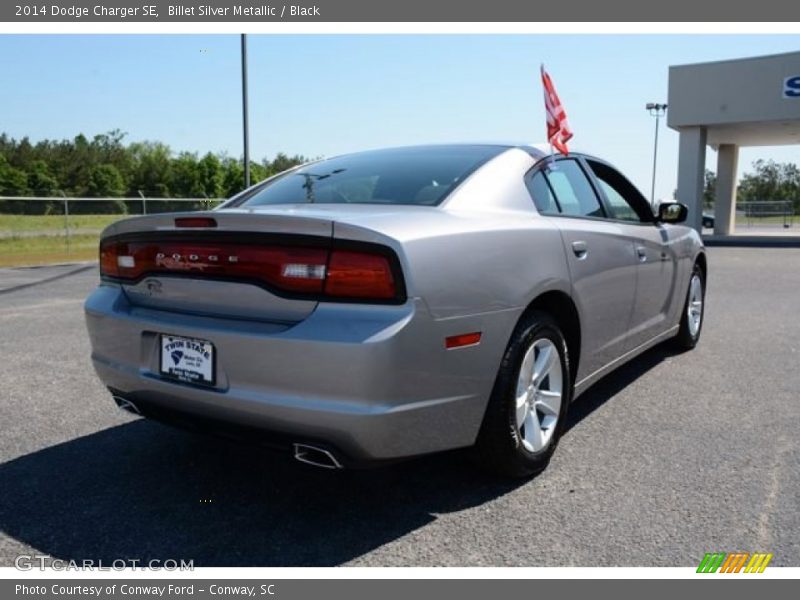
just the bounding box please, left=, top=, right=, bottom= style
left=241, top=33, right=250, bottom=189
left=646, top=102, right=668, bottom=205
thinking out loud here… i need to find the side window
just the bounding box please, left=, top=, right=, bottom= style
left=526, top=171, right=559, bottom=213
left=587, top=160, right=654, bottom=223
left=543, top=159, right=605, bottom=218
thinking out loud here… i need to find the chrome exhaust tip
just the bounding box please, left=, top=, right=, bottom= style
left=112, top=395, right=141, bottom=415
left=293, top=443, right=343, bottom=470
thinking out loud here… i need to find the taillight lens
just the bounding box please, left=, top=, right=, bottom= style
left=99, top=238, right=401, bottom=302
left=99, top=239, right=120, bottom=278
left=325, top=250, right=396, bottom=300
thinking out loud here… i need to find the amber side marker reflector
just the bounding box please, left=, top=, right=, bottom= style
left=175, top=217, right=217, bottom=228
left=445, top=332, right=482, bottom=349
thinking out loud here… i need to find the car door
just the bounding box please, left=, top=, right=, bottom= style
left=583, top=158, right=679, bottom=350
left=525, top=159, right=638, bottom=382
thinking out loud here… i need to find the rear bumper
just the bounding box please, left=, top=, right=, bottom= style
left=84, top=284, right=519, bottom=463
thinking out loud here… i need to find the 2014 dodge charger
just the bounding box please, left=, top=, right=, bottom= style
left=84, top=144, right=706, bottom=477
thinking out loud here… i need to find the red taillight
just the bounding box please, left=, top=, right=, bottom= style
left=99, top=238, right=401, bottom=302
left=99, top=239, right=120, bottom=278
left=100, top=240, right=327, bottom=294
left=324, top=250, right=396, bottom=300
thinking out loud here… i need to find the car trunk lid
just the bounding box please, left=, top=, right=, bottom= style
left=100, top=210, right=333, bottom=323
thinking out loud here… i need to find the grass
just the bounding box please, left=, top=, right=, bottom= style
left=0, top=210, right=222, bottom=268
left=735, top=215, right=796, bottom=226
left=0, top=214, right=117, bottom=267
left=0, top=214, right=124, bottom=233
left=0, top=234, right=99, bottom=268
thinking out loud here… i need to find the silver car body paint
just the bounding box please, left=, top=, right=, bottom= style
left=84, top=145, right=704, bottom=463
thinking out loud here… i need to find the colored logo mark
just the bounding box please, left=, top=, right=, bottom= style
left=171, top=350, right=184, bottom=365
left=697, top=552, right=773, bottom=573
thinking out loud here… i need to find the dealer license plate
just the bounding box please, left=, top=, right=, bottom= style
left=159, top=334, right=216, bottom=386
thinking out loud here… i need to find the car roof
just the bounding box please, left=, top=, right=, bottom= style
left=308, top=142, right=601, bottom=164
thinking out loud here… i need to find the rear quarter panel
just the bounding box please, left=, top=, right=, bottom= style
left=334, top=213, right=571, bottom=319
left=331, top=147, right=575, bottom=423
left=334, top=211, right=573, bottom=431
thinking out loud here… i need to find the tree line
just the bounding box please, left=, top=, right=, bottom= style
left=2, top=130, right=797, bottom=215
left=0, top=130, right=307, bottom=214
left=703, top=159, right=800, bottom=212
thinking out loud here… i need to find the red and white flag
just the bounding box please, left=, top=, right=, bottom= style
left=541, top=64, right=573, bottom=155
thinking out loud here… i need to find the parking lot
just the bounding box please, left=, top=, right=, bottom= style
left=0, top=247, right=798, bottom=567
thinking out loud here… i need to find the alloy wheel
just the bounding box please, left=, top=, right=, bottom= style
left=514, top=338, right=563, bottom=453
left=688, top=274, right=703, bottom=337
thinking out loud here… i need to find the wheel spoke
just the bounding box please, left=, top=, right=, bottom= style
left=515, top=393, right=529, bottom=427
left=519, top=346, right=535, bottom=385
left=522, top=410, right=543, bottom=452
left=533, top=344, right=556, bottom=383
left=535, top=389, right=562, bottom=417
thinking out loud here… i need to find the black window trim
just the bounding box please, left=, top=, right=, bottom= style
left=525, top=154, right=658, bottom=226
left=525, top=156, right=608, bottom=220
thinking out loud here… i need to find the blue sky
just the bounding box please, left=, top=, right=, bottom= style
left=1, top=34, right=799, bottom=200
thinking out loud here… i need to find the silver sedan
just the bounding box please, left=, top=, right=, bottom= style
left=84, top=144, right=706, bottom=477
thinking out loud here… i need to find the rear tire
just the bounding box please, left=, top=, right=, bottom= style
left=474, top=311, right=572, bottom=478
left=674, top=263, right=705, bottom=350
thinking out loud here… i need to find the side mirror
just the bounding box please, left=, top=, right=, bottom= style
left=657, top=202, right=688, bottom=224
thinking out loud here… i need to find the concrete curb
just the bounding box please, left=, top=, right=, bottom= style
left=703, top=236, right=800, bottom=248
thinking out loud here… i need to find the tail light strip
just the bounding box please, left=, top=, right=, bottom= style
left=100, top=237, right=403, bottom=303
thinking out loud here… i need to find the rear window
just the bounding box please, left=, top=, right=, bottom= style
left=236, top=145, right=506, bottom=207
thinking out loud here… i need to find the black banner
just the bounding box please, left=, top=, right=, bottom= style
left=2, top=0, right=799, bottom=22
left=4, top=579, right=798, bottom=600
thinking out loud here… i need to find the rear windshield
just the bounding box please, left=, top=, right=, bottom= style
left=236, top=145, right=506, bottom=207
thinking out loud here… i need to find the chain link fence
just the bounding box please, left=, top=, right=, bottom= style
left=0, top=196, right=224, bottom=267
left=736, top=200, right=795, bottom=228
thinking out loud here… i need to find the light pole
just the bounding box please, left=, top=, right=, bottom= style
left=241, top=33, right=251, bottom=189
left=646, top=102, right=668, bottom=205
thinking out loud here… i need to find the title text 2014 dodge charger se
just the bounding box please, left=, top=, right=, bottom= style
left=85, top=144, right=706, bottom=477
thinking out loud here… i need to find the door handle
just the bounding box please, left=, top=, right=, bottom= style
left=636, top=246, right=647, bottom=262
left=571, top=240, right=588, bottom=259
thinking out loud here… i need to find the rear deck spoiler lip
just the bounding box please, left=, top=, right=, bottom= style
left=99, top=210, right=334, bottom=240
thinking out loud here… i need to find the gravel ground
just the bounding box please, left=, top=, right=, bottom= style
left=0, top=247, right=798, bottom=567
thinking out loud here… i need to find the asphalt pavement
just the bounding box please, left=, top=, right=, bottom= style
left=0, top=248, right=798, bottom=567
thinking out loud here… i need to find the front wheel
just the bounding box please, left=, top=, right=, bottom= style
left=674, top=263, right=705, bottom=350
left=474, top=311, right=571, bottom=478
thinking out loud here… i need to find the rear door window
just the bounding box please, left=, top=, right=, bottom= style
left=586, top=159, right=654, bottom=223
left=541, top=159, right=605, bottom=218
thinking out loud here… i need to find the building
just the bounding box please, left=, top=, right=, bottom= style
left=668, top=51, right=800, bottom=234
